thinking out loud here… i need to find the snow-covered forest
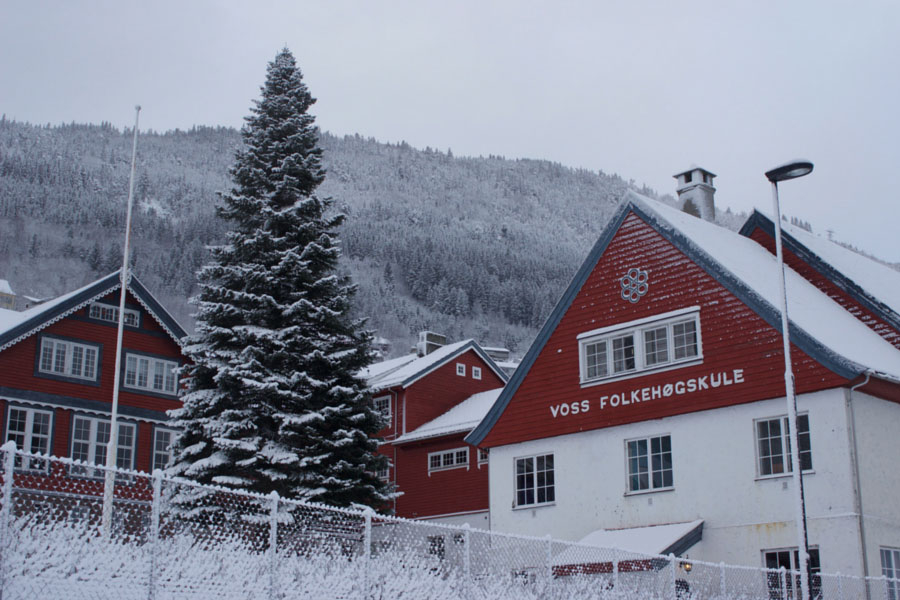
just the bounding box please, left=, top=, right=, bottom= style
left=0, top=118, right=744, bottom=354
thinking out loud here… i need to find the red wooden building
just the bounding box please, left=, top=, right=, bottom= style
left=467, top=180, right=900, bottom=584
left=0, top=272, right=188, bottom=483
left=362, top=338, right=507, bottom=527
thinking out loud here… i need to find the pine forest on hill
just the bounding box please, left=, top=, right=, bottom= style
left=1, top=118, right=741, bottom=356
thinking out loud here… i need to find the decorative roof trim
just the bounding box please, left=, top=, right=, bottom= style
left=0, top=271, right=187, bottom=353
left=398, top=340, right=509, bottom=390
left=739, top=210, right=900, bottom=333
left=467, top=195, right=864, bottom=447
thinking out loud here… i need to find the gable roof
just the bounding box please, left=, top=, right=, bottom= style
left=365, top=340, right=508, bottom=391
left=0, top=271, right=188, bottom=353
left=739, top=210, right=900, bottom=332
left=467, top=192, right=900, bottom=446
left=393, top=388, right=503, bottom=444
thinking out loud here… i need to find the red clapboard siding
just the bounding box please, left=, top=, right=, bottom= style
left=393, top=433, right=488, bottom=519
left=482, top=212, right=848, bottom=448
left=747, top=227, right=900, bottom=349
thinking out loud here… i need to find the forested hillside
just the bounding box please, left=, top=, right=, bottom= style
left=0, top=118, right=689, bottom=355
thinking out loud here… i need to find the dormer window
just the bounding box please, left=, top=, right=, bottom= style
left=684, top=172, right=693, bottom=184
left=89, top=302, right=140, bottom=328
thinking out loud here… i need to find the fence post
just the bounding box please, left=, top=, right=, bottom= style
left=545, top=534, right=553, bottom=587
left=462, top=523, right=471, bottom=581
left=0, top=441, right=16, bottom=600
left=147, top=470, right=162, bottom=600
left=364, top=508, right=372, bottom=561
left=719, top=561, right=726, bottom=598
left=669, top=554, right=677, bottom=600
left=780, top=567, right=788, bottom=600
left=613, top=548, right=619, bottom=590
left=268, top=491, right=279, bottom=600
left=835, top=572, right=843, bottom=600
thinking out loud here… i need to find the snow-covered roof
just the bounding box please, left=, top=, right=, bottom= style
left=554, top=520, right=704, bottom=562
left=359, top=353, right=418, bottom=383
left=742, top=211, right=900, bottom=322
left=0, top=271, right=188, bottom=353
left=629, top=193, right=900, bottom=382
left=366, top=339, right=507, bottom=390
left=394, top=388, right=503, bottom=444
left=0, top=280, right=13, bottom=295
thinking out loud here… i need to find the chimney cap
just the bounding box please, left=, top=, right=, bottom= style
left=673, top=165, right=717, bottom=179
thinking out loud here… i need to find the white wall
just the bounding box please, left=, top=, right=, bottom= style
left=488, top=388, right=885, bottom=574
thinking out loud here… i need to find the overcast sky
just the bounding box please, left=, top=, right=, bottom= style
left=2, top=1, right=898, bottom=261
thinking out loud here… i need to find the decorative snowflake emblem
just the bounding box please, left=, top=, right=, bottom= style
left=620, top=268, right=649, bottom=303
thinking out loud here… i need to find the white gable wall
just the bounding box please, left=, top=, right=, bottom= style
left=487, top=387, right=893, bottom=575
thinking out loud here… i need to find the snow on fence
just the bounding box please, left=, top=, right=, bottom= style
left=0, top=443, right=897, bottom=600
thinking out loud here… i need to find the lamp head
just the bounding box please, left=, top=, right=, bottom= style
left=765, top=160, right=814, bottom=183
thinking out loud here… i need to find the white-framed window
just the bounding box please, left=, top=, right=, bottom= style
left=755, top=414, right=812, bottom=477
left=478, top=448, right=489, bottom=465
left=763, top=547, right=821, bottom=600
left=124, top=353, right=178, bottom=395
left=626, top=434, right=673, bottom=493
left=376, top=460, right=390, bottom=481
left=578, top=307, right=701, bottom=385
left=882, top=548, right=900, bottom=600
left=515, top=453, right=554, bottom=507
left=70, top=415, right=136, bottom=478
left=373, top=395, right=391, bottom=421
left=6, top=406, right=53, bottom=471
left=456, top=363, right=466, bottom=376
left=472, top=366, right=482, bottom=380
left=89, top=302, right=140, bottom=327
left=428, top=447, right=469, bottom=473
left=39, top=337, right=99, bottom=382
left=152, top=427, right=177, bottom=472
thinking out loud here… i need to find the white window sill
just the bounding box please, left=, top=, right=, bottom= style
left=755, top=470, right=814, bottom=482
left=427, top=465, right=469, bottom=476
left=580, top=358, right=703, bottom=388
left=624, top=486, right=674, bottom=497
left=513, top=501, right=556, bottom=511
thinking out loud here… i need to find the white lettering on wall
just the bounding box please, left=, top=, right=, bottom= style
left=549, top=369, right=746, bottom=418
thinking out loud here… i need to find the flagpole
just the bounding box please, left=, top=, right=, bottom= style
left=102, top=105, right=141, bottom=537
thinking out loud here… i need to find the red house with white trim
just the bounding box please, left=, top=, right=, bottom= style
left=362, top=337, right=507, bottom=527
left=0, top=272, right=188, bottom=487
left=468, top=180, right=900, bottom=585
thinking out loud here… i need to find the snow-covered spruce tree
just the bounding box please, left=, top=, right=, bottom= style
left=169, top=48, right=389, bottom=511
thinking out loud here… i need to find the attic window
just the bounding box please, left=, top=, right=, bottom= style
left=578, top=307, right=702, bottom=386
left=456, top=363, right=466, bottom=376
left=472, top=366, right=482, bottom=380
left=89, top=302, right=140, bottom=327
left=684, top=172, right=692, bottom=184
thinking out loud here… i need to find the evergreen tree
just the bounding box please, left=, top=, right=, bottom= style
left=169, top=48, right=389, bottom=510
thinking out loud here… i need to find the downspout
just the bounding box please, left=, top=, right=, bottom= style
left=847, top=371, right=872, bottom=589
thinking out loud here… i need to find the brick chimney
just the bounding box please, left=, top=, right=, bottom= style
left=673, top=166, right=716, bottom=222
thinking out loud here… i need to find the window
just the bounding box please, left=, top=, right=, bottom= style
left=472, top=366, right=482, bottom=380
left=6, top=406, right=52, bottom=471
left=515, top=454, right=554, bottom=507
left=627, top=435, right=672, bottom=492
left=684, top=172, right=693, bottom=183
left=456, top=363, right=465, bottom=376
left=152, top=427, right=177, bottom=472
left=124, top=353, right=178, bottom=395
left=89, top=302, right=139, bottom=327
left=428, top=447, right=469, bottom=473
left=882, top=548, right=900, bottom=600
left=39, top=337, right=99, bottom=382
left=756, top=415, right=812, bottom=477
left=376, top=461, right=390, bottom=480
left=70, top=415, right=136, bottom=477
left=478, top=448, right=489, bottom=465
left=373, top=396, right=391, bottom=420
left=578, top=308, right=701, bottom=385
left=764, top=548, right=820, bottom=600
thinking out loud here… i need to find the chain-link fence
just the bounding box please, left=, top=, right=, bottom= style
left=1, top=442, right=897, bottom=600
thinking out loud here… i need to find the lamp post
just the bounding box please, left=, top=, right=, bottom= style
left=765, top=159, right=814, bottom=600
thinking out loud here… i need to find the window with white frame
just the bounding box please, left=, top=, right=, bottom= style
left=124, top=353, right=178, bottom=395
left=626, top=434, right=672, bottom=492
left=756, top=414, right=812, bottom=477
left=428, top=447, right=469, bottom=473
left=39, top=337, right=99, bottom=382
left=152, top=427, right=177, bottom=472
left=578, top=308, right=701, bottom=384
left=6, top=406, right=52, bottom=471
left=763, top=548, right=821, bottom=600
left=478, top=448, right=489, bottom=465
left=70, top=415, right=136, bottom=477
left=515, top=454, right=554, bottom=506
left=472, top=366, right=482, bottom=380
left=373, top=395, right=391, bottom=420
left=376, top=460, right=390, bottom=480
left=882, top=548, right=900, bottom=600
left=89, top=302, right=139, bottom=327
left=456, top=363, right=466, bottom=376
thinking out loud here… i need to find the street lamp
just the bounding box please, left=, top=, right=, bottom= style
left=765, top=159, right=814, bottom=600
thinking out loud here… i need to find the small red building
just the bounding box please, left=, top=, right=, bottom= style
left=362, top=338, right=507, bottom=527
left=0, top=272, right=188, bottom=484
